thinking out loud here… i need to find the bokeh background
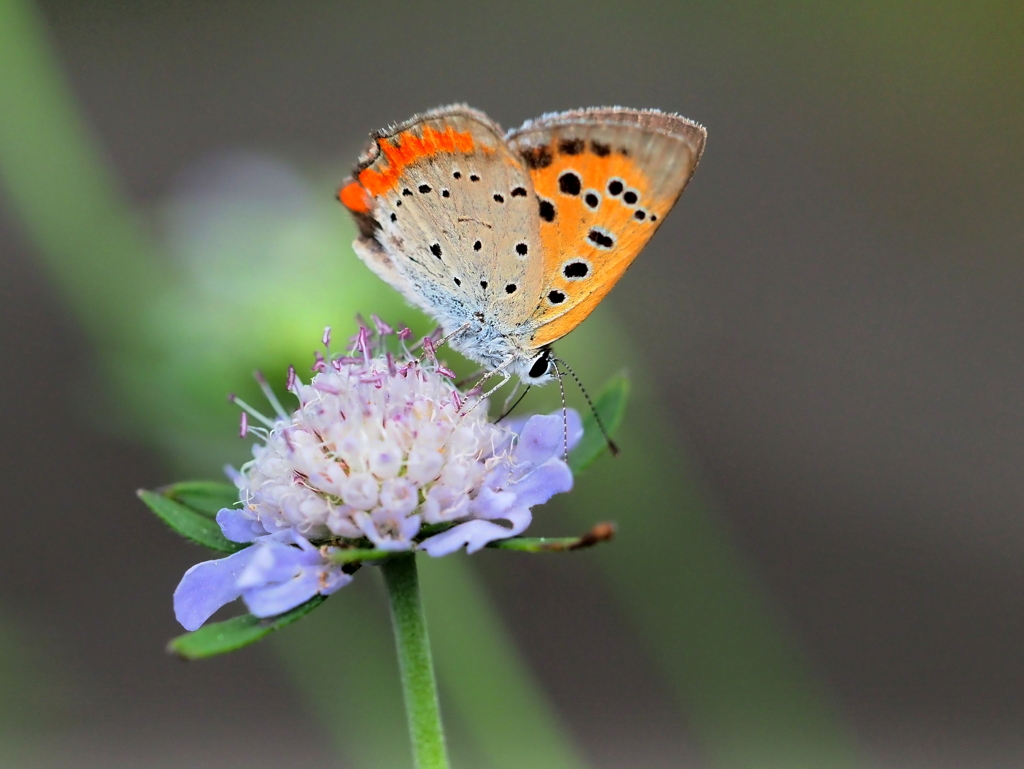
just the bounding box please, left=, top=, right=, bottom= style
left=1, top=1, right=1022, bottom=767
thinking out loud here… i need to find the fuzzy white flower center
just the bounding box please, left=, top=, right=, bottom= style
left=236, top=349, right=514, bottom=547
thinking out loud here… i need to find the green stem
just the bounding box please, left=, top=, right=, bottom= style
left=381, top=554, right=450, bottom=769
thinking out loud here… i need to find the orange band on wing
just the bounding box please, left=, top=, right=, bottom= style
left=358, top=125, right=475, bottom=196
left=338, top=181, right=372, bottom=213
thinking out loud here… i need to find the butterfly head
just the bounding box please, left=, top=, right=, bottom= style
left=520, top=346, right=556, bottom=385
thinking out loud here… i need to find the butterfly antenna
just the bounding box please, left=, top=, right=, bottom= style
left=495, top=385, right=532, bottom=424
left=550, top=358, right=570, bottom=463
left=554, top=356, right=620, bottom=457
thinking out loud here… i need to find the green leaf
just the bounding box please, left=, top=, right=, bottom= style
left=487, top=522, right=616, bottom=552
left=137, top=488, right=244, bottom=552
left=159, top=480, right=238, bottom=518
left=167, top=596, right=326, bottom=660
left=569, top=372, right=630, bottom=473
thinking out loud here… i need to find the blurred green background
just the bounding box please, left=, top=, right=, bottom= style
left=1, top=1, right=1022, bottom=767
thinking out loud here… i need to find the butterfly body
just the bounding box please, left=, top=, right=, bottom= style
left=339, top=105, right=705, bottom=384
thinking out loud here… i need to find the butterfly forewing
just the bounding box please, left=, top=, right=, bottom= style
left=505, top=108, right=706, bottom=349
left=340, top=105, right=543, bottom=331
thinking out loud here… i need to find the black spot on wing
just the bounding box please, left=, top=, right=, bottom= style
left=558, top=172, right=581, bottom=196
left=521, top=145, right=553, bottom=169
left=430, top=243, right=442, bottom=258
left=418, top=184, right=431, bottom=194
left=493, top=193, right=504, bottom=203
left=515, top=242, right=528, bottom=256
left=511, top=186, right=527, bottom=197
left=563, top=261, right=589, bottom=278
left=590, top=141, right=611, bottom=157
left=559, top=138, right=585, bottom=155
left=587, top=229, right=614, bottom=249
left=547, top=289, right=566, bottom=304
left=505, top=283, right=517, bottom=294
left=539, top=198, right=556, bottom=222
left=473, top=240, right=482, bottom=251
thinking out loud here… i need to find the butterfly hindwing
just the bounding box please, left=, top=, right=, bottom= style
left=340, top=105, right=543, bottom=330
left=505, top=108, right=706, bottom=349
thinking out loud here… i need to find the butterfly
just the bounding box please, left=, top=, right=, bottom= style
left=338, top=104, right=705, bottom=389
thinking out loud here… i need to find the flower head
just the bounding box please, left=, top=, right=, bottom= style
left=174, top=323, right=580, bottom=630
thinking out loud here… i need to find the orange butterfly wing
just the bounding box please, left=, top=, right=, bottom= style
left=505, top=109, right=706, bottom=349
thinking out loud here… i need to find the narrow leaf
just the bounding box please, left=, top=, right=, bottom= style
left=137, top=489, right=243, bottom=553
left=159, top=480, right=238, bottom=518
left=167, top=596, right=326, bottom=660
left=488, top=522, right=616, bottom=552
left=569, top=372, right=630, bottom=473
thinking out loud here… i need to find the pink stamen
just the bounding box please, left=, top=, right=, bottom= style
left=373, top=315, right=394, bottom=335
left=358, top=371, right=385, bottom=386
left=422, top=336, right=436, bottom=361
left=437, top=365, right=456, bottom=379
left=286, top=366, right=297, bottom=391
left=357, top=326, right=371, bottom=361
left=398, top=327, right=412, bottom=341
left=321, top=326, right=332, bottom=348
left=239, top=412, right=248, bottom=438
left=312, top=351, right=327, bottom=373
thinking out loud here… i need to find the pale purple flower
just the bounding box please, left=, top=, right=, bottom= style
left=173, top=325, right=579, bottom=631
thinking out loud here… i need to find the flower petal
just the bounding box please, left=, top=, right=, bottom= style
left=236, top=540, right=319, bottom=589
left=515, top=414, right=564, bottom=465
left=471, top=484, right=517, bottom=519
left=503, top=409, right=580, bottom=449
left=173, top=545, right=259, bottom=631
left=242, top=570, right=322, bottom=618
left=354, top=510, right=419, bottom=551
left=419, top=507, right=532, bottom=556
left=238, top=537, right=353, bottom=617
left=216, top=507, right=267, bottom=543
left=565, top=408, right=584, bottom=452
left=509, top=459, right=574, bottom=508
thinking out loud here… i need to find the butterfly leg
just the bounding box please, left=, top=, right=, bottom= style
left=419, top=321, right=472, bottom=364
left=460, top=357, right=515, bottom=416
left=455, top=368, right=486, bottom=388
left=479, top=369, right=512, bottom=401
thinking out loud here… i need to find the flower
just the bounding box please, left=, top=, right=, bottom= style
left=173, top=323, right=581, bottom=631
